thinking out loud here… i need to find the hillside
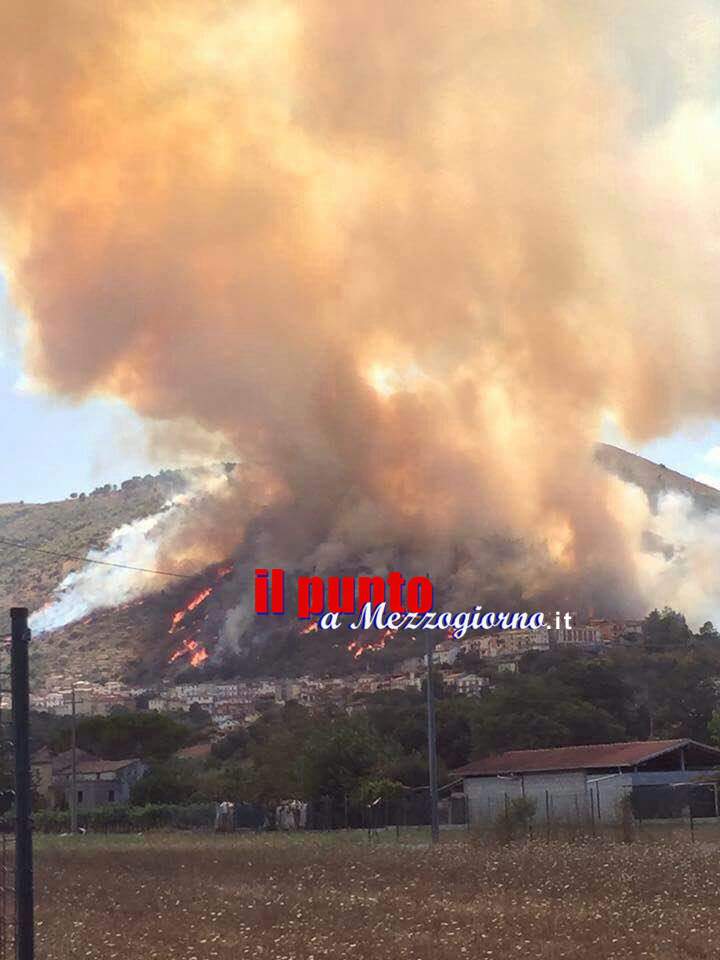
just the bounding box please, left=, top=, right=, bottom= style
left=0, top=446, right=716, bottom=689
left=0, top=471, right=187, bottom=617
left=595, top=443, right=720, bottom=512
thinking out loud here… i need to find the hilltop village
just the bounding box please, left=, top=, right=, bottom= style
left=27, top=618, right=643, bottom=729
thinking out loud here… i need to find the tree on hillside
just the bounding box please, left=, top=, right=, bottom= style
left=699, top=621, right=720, bottom=644
left=643, top=608, right=693, bottom=648
left=470, top=674, right=627, bottom=757
left=51, top=712, right=193, bottom=761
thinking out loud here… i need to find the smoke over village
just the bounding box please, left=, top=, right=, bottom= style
left=6, top=5, right=720, bottom=955
left=3, top=2, right=720, bottom=659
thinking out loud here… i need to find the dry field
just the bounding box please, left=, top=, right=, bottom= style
left=32, top=831, right=720, bottom=959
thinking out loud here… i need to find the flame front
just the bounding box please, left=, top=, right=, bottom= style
left=166, top=563, right=234, bottom=667
left=347, top=627, right=396, bottom=660
left=168, top=636, right=209, bottom=667
left=169, top=586, right=214, bottom=634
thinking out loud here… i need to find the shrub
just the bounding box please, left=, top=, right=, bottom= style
left=494, top=796, right=537, bottom=844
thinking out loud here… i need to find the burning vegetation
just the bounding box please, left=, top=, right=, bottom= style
left=166, top=564, right=234, bottom=669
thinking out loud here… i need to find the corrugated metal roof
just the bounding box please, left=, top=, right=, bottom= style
left=455, top=739, right=720, bottom=776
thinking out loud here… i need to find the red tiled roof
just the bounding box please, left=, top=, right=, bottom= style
left=59, top=758, right=141, bottom=776
left=78, top=758, right=141, bottom=774
left=455, top=739, right=720, bottom=776
left=175, top=741, right=213, bottom=760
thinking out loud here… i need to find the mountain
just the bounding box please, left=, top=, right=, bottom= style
left=1, top=446, right=716, bottom=690
left=594, top=443, right=720, bottom=513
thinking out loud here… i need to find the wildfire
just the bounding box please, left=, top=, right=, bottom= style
left=168, top=636, right=209, bottom=667
left=169, top=586, right=213, bottom=633
left=166, top=562, right=233, bottom=668
left=347, top=627, right=396, bottom=660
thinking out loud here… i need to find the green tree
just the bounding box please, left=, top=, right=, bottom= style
left=301, top=719, right=384, bottom=800
left=130, top=761, right=198, bottom=805
left=699, top=621, right=720, bottom=644
left=51, top=712, right=193, bottom=761
left=643, top=608, right=693, bottom=648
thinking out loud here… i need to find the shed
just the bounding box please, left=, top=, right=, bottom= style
left=456, top=739, right=720, bottom=824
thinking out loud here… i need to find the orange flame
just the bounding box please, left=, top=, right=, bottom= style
left=168, top=636, right=209, bottom=668
left=347, top=627, right=396, bottom=660
left=165, top=563, right=233, bottom=667
left=301, top=621, right=319, bottom=634
left=169, top=586, right=213, bottom=633
left=190, top=645, right=209, bottom=667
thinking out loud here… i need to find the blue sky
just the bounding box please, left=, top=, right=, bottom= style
left=0, top=281, right=159, bottom=503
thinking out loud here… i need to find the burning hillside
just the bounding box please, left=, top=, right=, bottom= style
left=1, top=443, right=718, bottom=690
left=3, top=2, right=720, bottom=678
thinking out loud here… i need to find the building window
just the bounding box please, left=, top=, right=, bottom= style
left=77, top=791, right=83, bottom=804
left=108, top=789, right=115, bottom=803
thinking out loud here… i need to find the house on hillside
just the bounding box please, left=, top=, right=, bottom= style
left=457, top=739, right=720, bottom=824
left=53, top=757, right=146, bottom=810
left=32, top=748, right=146, bottom=809
left=32, top=747, right=96, bottom=802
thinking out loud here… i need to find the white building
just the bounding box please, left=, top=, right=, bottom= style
left=550, top=626, right=601, bottom=647
left=457, top=739, right=720, bottom=825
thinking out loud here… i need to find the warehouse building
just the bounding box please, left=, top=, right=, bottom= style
left=456, top=739, right=720, bottom=824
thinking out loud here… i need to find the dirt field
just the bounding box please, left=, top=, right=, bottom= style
left=32, top=831, right=720, bottom=959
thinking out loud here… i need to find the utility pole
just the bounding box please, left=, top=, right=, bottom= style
left=70, top=684, right=77, bottom=835
left=10, top=607, right=34, bottom=960
left=425, top=634, right=440, bottom=844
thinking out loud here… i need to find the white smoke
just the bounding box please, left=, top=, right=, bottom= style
left=607, top=476, right=720, bottom=628
left=29, top=468, right=232, bottom=634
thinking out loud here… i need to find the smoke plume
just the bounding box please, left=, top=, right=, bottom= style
left=4, top=1, right=720, bottom=628
left=29, top=467, right=233, bottom=633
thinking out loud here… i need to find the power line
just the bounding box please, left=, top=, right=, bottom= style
left=0, top=537, right=192, bottom=579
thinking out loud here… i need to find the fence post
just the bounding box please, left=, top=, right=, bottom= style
left=11, top=607, right=34, bottom=960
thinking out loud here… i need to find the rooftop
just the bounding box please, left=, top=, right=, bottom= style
left=455, top=739, right=720, bottom=776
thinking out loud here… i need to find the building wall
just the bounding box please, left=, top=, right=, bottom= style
left=66, top=777, right=130, bottom=809
left=465, top=771, right=609, bottom=824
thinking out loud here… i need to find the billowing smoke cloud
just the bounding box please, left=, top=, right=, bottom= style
left=4, top=1, right=720, bottom=632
